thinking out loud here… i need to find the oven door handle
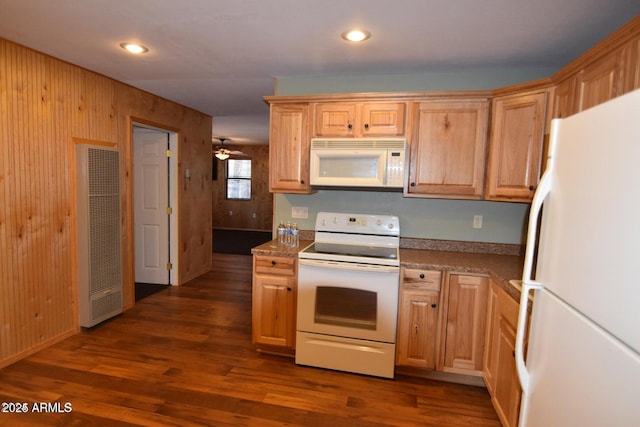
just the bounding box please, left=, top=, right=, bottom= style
left=298, top=258, right=399, bottom=273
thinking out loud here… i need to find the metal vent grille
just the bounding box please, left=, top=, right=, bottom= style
left=88, top=148, right=121, bottom=295
left=77, top=144, right=123, bottom=327
left=91, top=290, right=123, bottom=320
left=311, top=138, right=406, bottom=150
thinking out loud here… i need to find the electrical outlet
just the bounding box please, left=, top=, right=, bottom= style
left=291, top=206, right=308, bottom=219
left=473, top=215, right=483, bottom=229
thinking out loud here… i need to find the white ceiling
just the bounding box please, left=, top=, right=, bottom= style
left=0, top=1, right=637, bottom=144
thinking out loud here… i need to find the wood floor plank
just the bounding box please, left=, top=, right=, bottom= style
left=0, top=253, right=500, bottom=426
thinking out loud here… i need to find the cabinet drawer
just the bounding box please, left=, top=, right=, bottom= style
left=402, top=269, right=442, bottom=292
left=254, top=255, right=295, bottom=276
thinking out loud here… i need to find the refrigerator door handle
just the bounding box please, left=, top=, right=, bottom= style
left=515, top=167, right=552, bottom=396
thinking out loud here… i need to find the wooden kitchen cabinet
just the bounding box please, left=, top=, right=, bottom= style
left=483, top=280, right=523, bottom=427
left=440, top=273, right=489, bottom=376
left=553, top=75, right=578, bottom=119
left=314, top=102, right=406, bottom=137
left=396, top=268, right=442, bottom=369
left=252, top=255, right=297, bottom=350
left=269, top=103, right=312, bottom=194
left=405, top=99, right=489, bottom=199
left=576, top=47, right=627, bottom=112
left=623, top=36, right=640, bottom=92
left=485, top=89, right=550, bottom=202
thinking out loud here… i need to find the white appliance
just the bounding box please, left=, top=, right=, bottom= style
left=76, top=144, right=123, bottom=327
left=309, top=138, right=406, bottom=189
left=296, top=212, right=400, bottom=378
left=515, top=89, right=640, bottom=426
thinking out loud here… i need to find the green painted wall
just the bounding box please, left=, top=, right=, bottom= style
left=273, top=67, right=553, bottom=244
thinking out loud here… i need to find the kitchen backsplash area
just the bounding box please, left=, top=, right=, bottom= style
left=275, top=190, right=530, bottom=246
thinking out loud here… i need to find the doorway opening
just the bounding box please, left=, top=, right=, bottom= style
left=132, top=123, right=179, bottom=290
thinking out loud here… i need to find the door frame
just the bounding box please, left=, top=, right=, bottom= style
left=131, top=119, right=179, bottom=286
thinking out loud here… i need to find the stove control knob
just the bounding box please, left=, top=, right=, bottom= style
left=332, top=217, right=338, bottom=224
left=376, top=219, right=382, bottom=226
left=387, top=223, right=395, bottom=230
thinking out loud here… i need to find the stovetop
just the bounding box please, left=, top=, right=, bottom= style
left=298, top=212, right=400, bottom=266
left=302, top=242, right=398, bottom=260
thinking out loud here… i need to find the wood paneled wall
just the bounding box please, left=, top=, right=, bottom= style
left=0, top=38, right=213, bottom=368
left=212, top=144, right=273, bottom=231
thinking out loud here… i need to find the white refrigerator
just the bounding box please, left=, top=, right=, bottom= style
left=516, top=88, right=640, bottom=427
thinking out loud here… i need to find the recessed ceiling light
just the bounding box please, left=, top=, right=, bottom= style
left=341, top=29, right=371, bottom=43
left=119, top=42, right=149, bottom=54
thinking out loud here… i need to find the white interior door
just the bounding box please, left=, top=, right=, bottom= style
left=134, top=127, right=169, bottom=284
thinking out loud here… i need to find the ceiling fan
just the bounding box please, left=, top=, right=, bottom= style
left=212, top=137, right=246, bottom=160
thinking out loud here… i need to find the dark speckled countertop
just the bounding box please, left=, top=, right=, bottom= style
left=400, top=248, right=524, bottom=302
left=252, top=239, right=525, bottom=303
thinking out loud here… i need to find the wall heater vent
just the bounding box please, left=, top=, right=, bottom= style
left=76, top=144, right=123, bottom=327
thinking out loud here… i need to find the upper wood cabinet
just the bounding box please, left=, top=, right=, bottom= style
left=553, top=75, right=578, bottom=118
left=406, top=99, right=489, bottom=199
left=269, top=103, right=312, bottom=194
left=314, top=102, right=406, bottom=137
left=550, top=20, right=640, bottom=118
left=485, top=89, right=550, bottom=202
left=623, top=36, right=640, bottom=92
left=576, top=47, right=626, bottom=112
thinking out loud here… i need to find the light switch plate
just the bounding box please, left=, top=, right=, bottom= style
left=292, top=206, right=308, bottom=219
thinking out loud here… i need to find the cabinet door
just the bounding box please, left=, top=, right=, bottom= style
left=361, top=102, right=406, bottom=136
left=314, top=103, right=357, bottom=137
left=252, top=274, right=296, bottom=348
left=623, top=36, right=640, bottom=93
left=485, top=91, right=548, bottom=202
left=553, top=76, right=578, bottom=119
left=494, top=315, right=521, bottom=427
left=484, top=281, right=524, bottom=427
left=314, top=102, right=406, bottom=137
left=577, top=48, right=625, bottom=112
left=396, top=290, right=440, bottom=369
left=441, top=273, right=489, bottom=376
left=406, top=100, right=489, bottom=199
left=269, top=104, right=311, bottom=193
left=483, top=282, right=500, bottom=394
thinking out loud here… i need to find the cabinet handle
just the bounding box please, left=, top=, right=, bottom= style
left=348, top=123, right=353, bottom=130
left=287, top=287, right=292, bottom=291
left=529, top=185, right=536, bottom=191
left=419, top=273, right=425, bottom=279
left=301, top=179, right=305, bottom=184
left=364, top=123, right=369, bottom=130
left=410, top=182, right=415, bottom=187
left=414, top=324, right=419, bottom=334
left=271, top=260, right=276, bottom=266
left=431, top=303, right=437, bottom=308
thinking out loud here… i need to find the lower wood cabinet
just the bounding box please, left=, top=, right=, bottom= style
left=440, top=273, right=489, bottom=376
left=483, top=280, right=523, bottom=427
left=252, top=255, right=297, bottom=350
left=396, top=268, right=442, bottom=369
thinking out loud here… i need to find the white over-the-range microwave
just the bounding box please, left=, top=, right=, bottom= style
left=309, top=138, right=407, bottom=189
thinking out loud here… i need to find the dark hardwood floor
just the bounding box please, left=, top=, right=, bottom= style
left=0, top=253, right=501, bottom=426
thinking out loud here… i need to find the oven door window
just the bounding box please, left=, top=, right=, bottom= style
left=314, top=286, right=376, bottom=330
